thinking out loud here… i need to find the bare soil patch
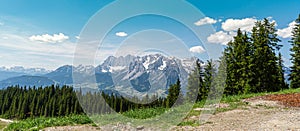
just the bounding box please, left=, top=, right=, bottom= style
left=175, top=93, right=300, bottom=131
left=42, top=125, right=101, bottom=131
left=261, top=93, right=300, bottom=107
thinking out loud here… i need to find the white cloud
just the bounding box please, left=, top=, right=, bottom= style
left=75, top=36, right=80, bottom=39
left=222, top=18, right=257, bottom=32
left=207, top=31, right=235, bottom=45
left=194, top=17, right=217, bottom=26
left=1, top=33, right=75, bottom=56
left=267, top=17, right=278, bottom=27
left=0, top=33, right=76, bottom=69
left=29, top=33, right=69, bottom=43
left=189, top=46, right=206, bottom=54
left=0, top=22, right=4, bottom=26
left=277, top=21, right=296, bottom=38
left=115, top=32, right=128, bottom=37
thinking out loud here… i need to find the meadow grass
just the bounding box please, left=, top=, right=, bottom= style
left=122, top=107, right=166, bottom=119
left=4, top=115, right=92, bottom=131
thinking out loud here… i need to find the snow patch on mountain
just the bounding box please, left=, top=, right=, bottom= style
left=158, top=60, right=167, bottom=70
left=109, top=66, right=126, bottom=72
left=75, top=64, right=95, bottom=74
left=142, top=56, right=154, bottom=70
left=101, top=69, right=108, bottom=73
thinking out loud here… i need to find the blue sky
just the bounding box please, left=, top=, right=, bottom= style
left=0, top=0, right=299, bottom=70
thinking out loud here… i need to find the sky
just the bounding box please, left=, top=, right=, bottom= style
left=0, top=0, right=299, bottom=70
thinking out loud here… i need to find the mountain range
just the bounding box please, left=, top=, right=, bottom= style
left=0, top=54, right=292, bottom=96
left=0, top=54, right=199, bottom=96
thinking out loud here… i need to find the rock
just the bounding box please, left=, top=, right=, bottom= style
left=194, top=107, right=213, bottom=111
left=208, top=103, right=230, bottom=108
left=136, top=126, right=144, bottom=130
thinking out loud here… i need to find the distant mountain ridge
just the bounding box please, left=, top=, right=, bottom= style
left=0, top=66, right=50, bottom=81
left=0, top=54, right=292, bottom=95
left=0, top=75, right=55, bottom=88
left=0, top=54, right=197, bottom=95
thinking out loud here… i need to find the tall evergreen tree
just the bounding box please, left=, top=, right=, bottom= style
left=251, top=18, right=281, bottom=92
left=224, top=29, right=253, bottom=95
left=278, top=53, right=288, bottom=89
left=289, top=14, right=300, bottom=89
left=186, top=59, right=204, bottom=102
left=166, top=79, right=182, bottom=108
left=202, top=59, right=216, bottom=99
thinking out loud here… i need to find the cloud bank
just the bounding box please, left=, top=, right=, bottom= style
left=189, top=46, right=206, bottom=54
left=221, top=18, right=257, bottom=32
left=29, top=33, right=69, bottom=43
left=207, top=31, right=235, bottom=45
left=194, top=17, right=217, bottom=26
left=115, top=32, right=128, bottom=37
left=277, top=21, right=296, bottom=38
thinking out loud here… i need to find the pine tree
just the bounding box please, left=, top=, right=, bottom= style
left=202, top=59, right=216, bottom=99
left=289, top=14, right=300, bottom=89
left=186, top=59, right=204, bottom=102
left=30, top=93, right=37, bottom=117
left=211, top=55, right=227, bottom=100
left=224, top=39, right=236, bottom=95
left=224, top=29, right=253, bottom=95
left=251, top=18, right=281, bottom=92
left=166, top=79, right=181, bottom=107
left=237, top=32, right=254, bottom=93
left=278, top=53, right=288, bottom=89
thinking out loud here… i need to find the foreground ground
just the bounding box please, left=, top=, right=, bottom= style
left=41, top=93, right=300, bottom=131
left=2, top=92, right=300, bottom=131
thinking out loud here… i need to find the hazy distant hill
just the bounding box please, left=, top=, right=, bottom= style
left=0, top=66, right=50, bottom=81
left=0, top=75, right=55, bottom=88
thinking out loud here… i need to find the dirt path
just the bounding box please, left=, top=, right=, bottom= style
left=176, top=94, right=300, bottom=131
left=0, top=118, right=13, bottom=123
left=43, top=125, right=101, bottom=131
left=0, top=118, right=13, bottom=131
left=176, top=103, right=300, bottom=130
